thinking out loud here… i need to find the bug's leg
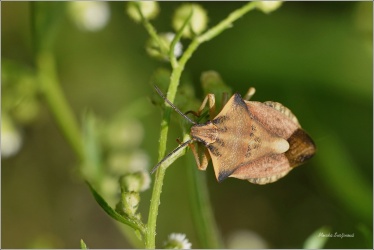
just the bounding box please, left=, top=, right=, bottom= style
left=244, top=87, right=256, bottom=101
left=200, top=148, right=211, bottom=170
left=185, top=110, right=200, bottom=117
left=196, top=93, right=216, bottom=118
left=189, top=143, right=211, bottom=171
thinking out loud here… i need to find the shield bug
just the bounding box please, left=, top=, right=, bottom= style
left=152, top=85, right=315, bottom=184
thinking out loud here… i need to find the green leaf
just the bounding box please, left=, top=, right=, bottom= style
left=85, top=181, right=146, bottom=234
left=303, top=226, right=330, bottom=249
left=80, top=239, right=88, bottom=249
left=314, top=130, right=372, bottom=223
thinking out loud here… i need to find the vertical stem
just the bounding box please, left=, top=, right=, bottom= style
left=145, top=66, right=185, bottom=249
left=146, top=2, right=262, bottom=248
left=36, top=51, right=84, bottom=161
left=146, top=37, right=201, bottom=248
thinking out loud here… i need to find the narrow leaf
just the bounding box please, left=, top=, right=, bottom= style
left=80, top=239, right=88, bottom=249
left=85, top=181, right=145, bottom=234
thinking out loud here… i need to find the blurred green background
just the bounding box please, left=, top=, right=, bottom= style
left=1, top=1, right=372, bottom=249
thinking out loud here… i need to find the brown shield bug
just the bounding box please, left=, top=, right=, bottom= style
left=152, top=85, right=316, bottom=184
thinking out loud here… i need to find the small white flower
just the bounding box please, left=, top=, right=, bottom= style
left=164, top=233, right=192, bottom=249
left=172, top=3, right=208, bottom=38
left=68, top=1, right=110, bottom=31
left=1, top=115, right=23, bottom=158
left=256, top=1, right=283, bottom=14
left=127, top=1, right=159, bottom=23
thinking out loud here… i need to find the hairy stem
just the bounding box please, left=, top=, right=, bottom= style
left=146, top=2, right=259, bottom=248
left=145, top=63, right=185, bottom=249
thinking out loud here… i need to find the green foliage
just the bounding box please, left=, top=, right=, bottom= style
left=86, top=181, right=146, bottom=235
left=2, top=1, right=372, bottom=249
left=314, top=130, right=372, bottom=222
left=80, top=239, right=88, bottom=249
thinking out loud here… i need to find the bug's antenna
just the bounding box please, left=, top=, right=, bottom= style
left=154, top=85, right=196, bottom=125
left=151, top=139, right=193, bottom=174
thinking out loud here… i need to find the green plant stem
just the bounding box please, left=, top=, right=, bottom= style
left=134, top=3, right=168, bottom=55
left=146, top=2, right=259, bottom=248
left=198, top=1, right=258, bottom=43
left=144, top=68, right=186, bottom=248
left=36, top=51, right=84, bottom=161
left=169, top=9, right=194, bottom=68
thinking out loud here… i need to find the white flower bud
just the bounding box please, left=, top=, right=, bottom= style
left=122, top=174, right=141, bottom=192
left=256, top=1, right=283, bottom=14
left=68, top=1, right=110, bottom=31
left=127, top=1, right=159, bottom=23
left=1, top=115, right=23, bottom=158
left=172, top=4, right=208, bottom=38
